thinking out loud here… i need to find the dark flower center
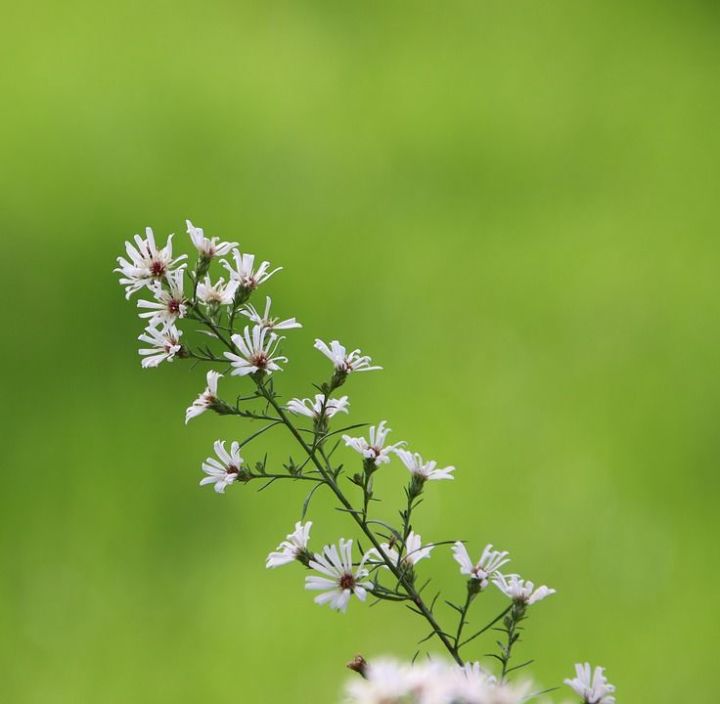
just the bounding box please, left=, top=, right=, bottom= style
left=168, top=299, right=181, bottom=314
left=251, top=353, right=269, bottom=369
left=339, top=573, right=355, bottom=590
left=241, top=275, right=257, bottom=290
left=150, top=260, right=166, bottom=277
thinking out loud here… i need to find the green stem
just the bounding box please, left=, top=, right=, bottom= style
left=249, top=472, right=324, bottom=483
left=453, top=588, right=475, bottom=651
left=458, top=605, right=512, bottom=649
left=498, top=603, right=527, bottom=681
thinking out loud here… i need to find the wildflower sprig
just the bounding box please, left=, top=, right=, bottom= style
left=115, top=221, right=615, bottom=703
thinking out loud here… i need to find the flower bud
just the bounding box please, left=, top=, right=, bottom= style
left=295, top=548, right=313, bottom=567
left=407, top=474, right=425, bottom=501
left=347, top=655, right=368, bottom=679
left=210, top=398, right=236, bottom=416
left=233, top=286, right=251, bottom=307
left=195, top=255, right=212, bottom=278
left=363, top=457, right=378, bottom=476
left=467, top=578, right=482, bottom=597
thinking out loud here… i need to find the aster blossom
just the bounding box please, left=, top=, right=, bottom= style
left=185, top=370, right=223, bottom=424
left=564, top=663, right=616, bottom=704
left=395, top=449, right=455, bottom=481
left=493, top=573, right=556, bottom=605
left=185, top=219, right=237, bottom=258
left=199, top=440, right=243, bottom=494
left=461, top=661, right=497, bottom=685
left=344, top=658, right=530, bottom=704
left=342, top=420, right=405, bottom=467
left=224, top=325, right=287, bottom=376
left=115, top=227, right=186, bottom=298
left=240, top=296, right=301, bottom=331
left=452, top=660, right=529, bottom=704
left=305, top=538, right=372, bottom=612
left=370, top=530, right=433, bottom=569
left=222, top=249, right=281, bottom=293
left=266, top=521, right=312, bottom=568
left=137, top=323, right=183, bottom=368
left=452, top=542, right=510, bottom=589
left=314, top=339, right=382, bottom=375
left=286, top=393, right=349, bottom=419
left=196, top=276, right=239, bottom=306
left=137, top=269, right=188, bottom=326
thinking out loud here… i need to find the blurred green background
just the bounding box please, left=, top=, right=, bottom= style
left=1, top=1, right=718, bottom=701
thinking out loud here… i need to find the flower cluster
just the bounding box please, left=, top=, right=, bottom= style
left=115, top=220, right=614, bottom=703
left=344, top=658, right=531, bottom=704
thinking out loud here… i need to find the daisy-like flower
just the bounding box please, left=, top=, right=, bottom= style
left=115, top=227, right=187, bottom=298
left=137, top=324, right=183, bottom=368
left=223, top=325, right=287, bottom=376
left=286, top=394, right=350, bottom=420
left=199, top=440, right=244, bottom=494
left=395, top=449, right=455, bottom=482
left=451, top=662, right=530, bottom=704
left=186, top=219, right=237, bottom=258
left=461, top=661, right=497, bottom=685
left=452, top=542, right=510, bottom=590
left=314, top=339, right=382, bottom=375
left=342, top=420, right=405, bottom=467
left=305, top=539, right=373, bottom=612
left=222, top=249, right=281, bottom=293
left=137, top=269, right=188, bottom=326
left=266, top=521, right=313, bottom=568
left=196, top=276, right=239, bottom=306
left=493, top=573, right=556, bottom=605
left=370, top=530, right=433, bottom=570
left=239, top=296, right=301, bottom=331
left=345, top=658, right=530, bottom=704
left=564, top=663, right=616, bottom=704
left=185, top=370, right=223, bottom=424
left=345, top=659, right=418, bottom=704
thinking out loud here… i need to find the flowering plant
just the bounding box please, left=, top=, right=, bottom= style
left=115, top=221, right=616, bottom=704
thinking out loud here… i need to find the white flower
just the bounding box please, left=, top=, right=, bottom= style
left=461, top=661, right=497, bottom=686
left=223, top=325, right=287, bottom=376
left=342, top=420, right=405, bottom=467
left=186, top=219, right=237, bottom=258
left=137, top=269, right=188, bottom=326
left=185, top=370, right=223, bottom=424
left=452, top=661, right=528, bottom=704
left=115, top=227, right=187, bottom=298
left=314, top=339, right=382, bottom=374
left=452, top=542, right=510, bottom=589
left=493, top=573, right=556, bottom=605
left=564, top=663, right=616, bottom=704
left=345, top=659, right=418, bottom=704
left=240, top=296, right=301, bottom=331
left=196, top=276, right=239, bottom=305
left=370, top=530, right=433, bottom=569
left=305, top=539, right=373, bottom=612
left=395, top=449, right=455, bottom=481
left=266, top=521, right=312, bottom=568
left=222, top=249, right=281, bottom=292
left=345, top=658, right=530, bottom=704
left=137, top=324, right=183, bottom=368
left=286, top=394, right=350, bottom=419
left=199, top=440, right=243, bottom=494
